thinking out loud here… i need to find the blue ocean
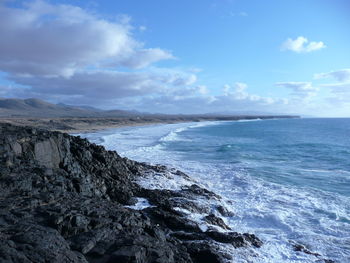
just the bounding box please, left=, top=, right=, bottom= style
left=81, top=118, right=350, bottom=262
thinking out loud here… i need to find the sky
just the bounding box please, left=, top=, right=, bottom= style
left=0, top=0, right=350, bottom=116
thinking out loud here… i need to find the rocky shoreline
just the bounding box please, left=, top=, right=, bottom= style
left=0, top=123, right=264, bottom=263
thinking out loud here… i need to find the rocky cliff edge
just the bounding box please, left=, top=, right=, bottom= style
left=0, top=123, right=262, bottom=263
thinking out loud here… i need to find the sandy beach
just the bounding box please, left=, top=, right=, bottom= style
left=0, top=115, right=296, bottom=134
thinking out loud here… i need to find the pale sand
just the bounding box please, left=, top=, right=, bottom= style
left=0, top=115, right=298, bottom=134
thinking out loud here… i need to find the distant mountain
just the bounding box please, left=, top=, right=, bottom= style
left=0, top=98, right=85, bottom=117
left=0, top=98, right=55, bottom=110
left=56, top=103, right=104, bottom=112
left=0, top=98, right=140, bottom=118
left=0, top=97, right=299, bottom=119
left=0, top=98, right=118, bottom=117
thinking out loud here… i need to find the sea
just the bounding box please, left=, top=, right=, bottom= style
left=79, top=118, right=350, bottom=263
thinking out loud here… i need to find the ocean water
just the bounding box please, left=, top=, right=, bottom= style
left=80, top=118, right=350, bottom=262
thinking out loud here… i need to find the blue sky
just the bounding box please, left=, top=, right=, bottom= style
left=0, top=0, right=350, bottom=116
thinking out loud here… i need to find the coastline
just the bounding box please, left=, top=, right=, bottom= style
left=0, top=119, right=342, bottom=263
left=78, top=118, right=344, bottom=263
left=0, top=122, right=263, bottom=263
left=0, top=115, right=298, bottom=134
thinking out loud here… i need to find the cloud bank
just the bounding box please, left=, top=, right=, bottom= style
left=315, top=69, right=350, bottom=82
left=0, top=0, right=190, bottom=106
left=0, top=0, right=174, bottom=78
left=315, top=69, right=350, bottom=105
left=276, top=82, right=318, bottom=101
left=0, top=1, right=344, bottom=116
left=1, top=1, right=286, bottom=113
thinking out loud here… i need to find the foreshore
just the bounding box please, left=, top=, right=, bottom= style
left=0, top=119, right=337, bottom=263
left=0, top=115, right=298, bottom=134
left=0, top=122, right=263, bottom=263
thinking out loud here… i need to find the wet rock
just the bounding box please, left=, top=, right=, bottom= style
left=217, top=205, right=235, bottom=217
left=3, top=224, right=88, bottom=263
left=185, top=241, right=230, bottom=263
left=0, top=123, right=264, bottom=263
left=293, top=243, right=335, bottom=263
left=183, top=184, right=221, bottom=200
left=206, top=231, right=262, bottom=248
left=293, top=243, right=320, bottom=256
left=144, top=207, right=202, bottom=233
left=109, top=245, right=147, bottom=262
left=204, top=214, right=231, bottom=230
left=172, top=229, right=262, bottom=249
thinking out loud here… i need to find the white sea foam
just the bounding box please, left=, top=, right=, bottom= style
left=237, top=118, right=262, bottom=122
left=158, top=121, right=223, bottom=142
left=159, top=127, right=189, bottom=142
left=134, top=165, right=236, bottom=235
left=300, top=168, right=350, bottom=175
left=125, top=197, right=155, bottom=210
left=136, top=169, right=194, bottom=190
left=79, top=121, right=350, bottom=263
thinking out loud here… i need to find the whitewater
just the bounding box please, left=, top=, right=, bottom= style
left=79, top=118, right=350, bottom=263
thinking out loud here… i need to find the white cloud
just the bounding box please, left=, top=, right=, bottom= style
left=281, top=36, right=326, bottom=53
left=118, top=48, right=174, bottom=69
left=0, top=85, right=15, bottom=97
left=197, top=85, right=208, bottom=95
left=321, top=82, right=350, bottom=95
left=90, top=81, right=291, bottom=114
left=234, top=82, right=248, bottom=92
left=276, top=82, right=318, bottom=100
left=8, top=69, right=202, bottom=102
left=0, top=0, right=183, bottom=106
left=0, top=1, right=329, bottom=116
left=0, top=0, right=173, bottom=77
left=275, top=82, right=317, bottom=91
left=161, top=73, right=197, bottom=86
left=314, top=69, right=350, bottom=105
left=320, top=82, right=350, bottom=108
left=315, top=69, right=350, bottom=82
left=222, top=82, right=275, bottom=103
left=9, top=71, right=162, bottom=99
left=122, top=89, right=287, bottom=115
left=223, top=82, right=247, bottom=95
left=221, top=82, right=277, bottom=106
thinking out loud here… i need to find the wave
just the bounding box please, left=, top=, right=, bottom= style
left=159, top=120, right=226, bottom=142
left=159, top=127, right=189, bottom=142
left=79, top=119, right=350, bottom=262
left=300, top=168, right=350, bottom=175
left=237, top=118, right=262, bottom=122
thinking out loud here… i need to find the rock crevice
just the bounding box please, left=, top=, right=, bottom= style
left=0, top=123, right=262, bottom=263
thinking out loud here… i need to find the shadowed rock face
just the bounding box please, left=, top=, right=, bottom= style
left=0, top=123, right=262, bottom=263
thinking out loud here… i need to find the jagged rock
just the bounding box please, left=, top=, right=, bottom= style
left=204, top=214, right=231, bottom=230
left=217, top=205, right=235, bottom=217
left=34, top=139, right=61, bottom=168
left=184, top=241, right=230, bottom=263
left=293, top=243, right=335, bottom=263
left=206, top=231, right=262, bottom=248
left=0, top=123, right=264, bottom=263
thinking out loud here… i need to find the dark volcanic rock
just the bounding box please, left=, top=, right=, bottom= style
left=204, top=214, right=231, bottom=230
left=0, top=123, right=263, bottom=263
left=292, top=243, right=335, bottom=263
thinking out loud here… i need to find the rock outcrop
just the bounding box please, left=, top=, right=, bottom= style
left=0, top=123, right=262, bottom=263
